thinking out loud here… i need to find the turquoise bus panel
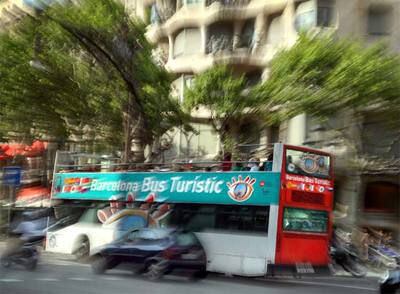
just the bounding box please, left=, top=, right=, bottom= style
left=52, top=172, right=281, bottom=205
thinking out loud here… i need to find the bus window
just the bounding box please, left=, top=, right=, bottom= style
left=286, top=149, right=330, bottom=179
left=170, top=204, right=216, bottom=232
left=282, top=207, right=328, bottom=233
left=169, top=204, right=269, bottom=233
left=215, top=206, right=269, bottom=233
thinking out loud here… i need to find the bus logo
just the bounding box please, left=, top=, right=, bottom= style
left=227, top=176, right=256, bottom=202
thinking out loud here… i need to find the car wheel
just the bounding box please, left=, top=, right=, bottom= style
left=132, top=264, right=146, bottom=275
left=91, top=255, right=108, bottom=275
left=145, top=260, right=163, bottom=281
left=75, top=237, right=90, bottom=262
left=191, top=270, right=208, bottom=281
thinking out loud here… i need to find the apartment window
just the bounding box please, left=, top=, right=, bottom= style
left=368, top=6, right=393, bottom=35
left=295, top=0, right=334, bottom=30
left=317, top=0, right=335, bottom=27
left=295, top=1, right=316, bottom=31
left=270, top=125, right=280, bottom=144
left=185, top=0, right=203, bottom=5
left=150, top=4, right=161, bottom=24
left=364, top=181, right=399, bottom=213
left=173, top=28, right=202, bottom=58
left=207, top=22, right=234, bottom=53
left=239, top=19, right=255, bottom=49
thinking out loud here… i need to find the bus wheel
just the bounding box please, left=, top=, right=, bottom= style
left=75, top=236, right=90, bottom=262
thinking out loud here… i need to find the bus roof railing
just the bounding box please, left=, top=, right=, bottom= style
left=53, top=159, right=273, bottom=173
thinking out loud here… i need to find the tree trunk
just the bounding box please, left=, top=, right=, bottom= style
left=130, top=112, right=146, bottom=163
left=122, top=110, right=131, bottom=164
left=122, top=94, right=132, bottom=164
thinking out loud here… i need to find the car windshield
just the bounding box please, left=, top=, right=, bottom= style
left=176, top=233, right=198, bottom=246
left=79, top=208, right=101, bottom=224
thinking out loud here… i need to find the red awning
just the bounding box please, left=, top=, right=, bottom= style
left=0, top=141, right=47, bottom=158
left=15, top=186, right=51, bottom=207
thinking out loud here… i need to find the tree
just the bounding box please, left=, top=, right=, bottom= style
left=0, top=0, right=188, bottom=162
left=184, top=64, right=259, bottom=154
left=252, top=34, right=400, bottom=124
left=252, top=33, right=400, bottom=175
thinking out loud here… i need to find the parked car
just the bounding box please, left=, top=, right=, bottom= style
left=380, top=269, right=400, bottom=294
left=45, top=207, right=150, bottom=260
left=90, top=228, right=207, bottom=280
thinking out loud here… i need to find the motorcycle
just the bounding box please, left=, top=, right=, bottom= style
left=330, top=231, right=367, bottom=278
left=0, top=235, right=42, bottom=271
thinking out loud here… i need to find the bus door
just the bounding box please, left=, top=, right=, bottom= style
left=274, top=145, right=334, bottom=266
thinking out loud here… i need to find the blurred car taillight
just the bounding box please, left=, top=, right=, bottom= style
left=163, top=247, right=178, bottom=260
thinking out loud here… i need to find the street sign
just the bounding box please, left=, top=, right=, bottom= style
left=2, top=166, right=22, bottom=186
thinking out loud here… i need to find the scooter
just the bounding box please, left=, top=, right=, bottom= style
left=330, top=229, right=366, bottom=278
left=330, top=244, right=367, bottom=278
left=0, top=235, right=41, bottom=271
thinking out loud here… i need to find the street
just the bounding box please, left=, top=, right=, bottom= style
left=0, top=252, right=380, bottom=294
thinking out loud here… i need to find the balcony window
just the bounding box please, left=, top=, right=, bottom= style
left=317, top=0, right=335, bottom=27
left=295, top=0, right=335, bottom=31
left=207, top=23, right=234, bottom=53
left=206, top=0, right=250, bottom=6
left=150, top=4, right=161, bottom=24
left=238, top=19, right=255, bottom=49
left=173, top=28, right=202, bottom=58
left=368, top=5, right=393, bottom=36
left=295, top=1, right=316, bottom=31
left=185, top=0, right=203, bottom=5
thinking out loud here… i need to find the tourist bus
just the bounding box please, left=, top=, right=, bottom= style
left=46, top=143, right=333, bottom=276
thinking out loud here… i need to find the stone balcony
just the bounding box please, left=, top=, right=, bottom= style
left=165, top=43, right=279, bottom=73
left=146, top=0, right=288, bottom=43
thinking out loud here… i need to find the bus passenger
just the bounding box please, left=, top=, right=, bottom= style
left=262, top=154, right=273, bottom=171
left=248, top=157, right=260, bottom=171
left=231, top=160, right=244, bottom=171
left=221, top=153, right=232, bottom=171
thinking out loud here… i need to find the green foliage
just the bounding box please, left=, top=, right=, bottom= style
left=184, top=65, right=255, bottom=131
left=184, top=64, right=263, bottom=154
left=252, top=34, right=400, bottom=123
left=0, top=0, right=188, bottom=158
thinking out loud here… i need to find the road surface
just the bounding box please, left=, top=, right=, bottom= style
left=0, top=251, right=380, bottom=294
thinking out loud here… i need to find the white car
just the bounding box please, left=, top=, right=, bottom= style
left=45, top=207, right=150, bottom=260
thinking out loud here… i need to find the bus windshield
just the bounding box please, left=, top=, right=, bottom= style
left=285, top=148, right=331, bottom=179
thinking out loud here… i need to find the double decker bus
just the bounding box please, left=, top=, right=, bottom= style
left=47, top=143, right=333, bottom=276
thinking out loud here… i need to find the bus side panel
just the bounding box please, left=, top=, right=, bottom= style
left=275, top=232, right=330, bottom=265
left=196, top=232, right=275, bottom=277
